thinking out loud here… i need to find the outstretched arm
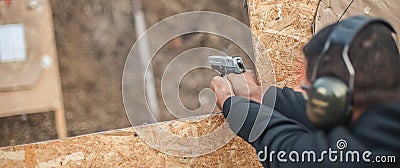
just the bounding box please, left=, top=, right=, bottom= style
left=223, top=71, right=315, bottom=130
left=262, top=86, right=317, bottom=131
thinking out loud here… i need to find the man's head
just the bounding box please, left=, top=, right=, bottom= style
left=303, top=20, right=400, bottom=111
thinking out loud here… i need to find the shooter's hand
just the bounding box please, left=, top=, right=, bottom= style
left=226, top=70, right=266, bottom=103
left=210, top=76, right=234, bottom=110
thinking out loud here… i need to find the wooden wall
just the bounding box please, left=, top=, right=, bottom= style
left=248, top=0, right=319, bottom=89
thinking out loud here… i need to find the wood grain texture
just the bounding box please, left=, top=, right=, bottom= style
left=248, top=0, right=319, bottom=89
left=0, top=114, right=262, bottom=167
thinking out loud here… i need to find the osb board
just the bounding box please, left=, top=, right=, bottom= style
left=314, top=0, right=400, bottom=45
left=0, top=114, right=262, bottom=167
left=247, top=0, right=319, bottom=89
left=0, top=0, right=64, bottom=117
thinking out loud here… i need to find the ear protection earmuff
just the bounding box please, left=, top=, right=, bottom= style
left=306, top=15, right=397, bottom=129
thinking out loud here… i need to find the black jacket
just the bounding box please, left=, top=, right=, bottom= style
left=222, top=86, right=400, bottom=168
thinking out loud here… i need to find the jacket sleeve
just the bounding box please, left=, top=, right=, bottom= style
left=222, top=96, right=382, bottom=168
left=262, top=86, right=317, bottom=131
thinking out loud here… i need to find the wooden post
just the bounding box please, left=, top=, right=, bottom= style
left=0, top=0, right=67, bottom=138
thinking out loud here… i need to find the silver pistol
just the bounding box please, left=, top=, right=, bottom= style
left=209, top=56, right=246, bottom=76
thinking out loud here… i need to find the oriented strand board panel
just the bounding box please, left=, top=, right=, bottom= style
left=247, top=0, right=319, bottom=89
left=0, top=114, right=262, bottom=167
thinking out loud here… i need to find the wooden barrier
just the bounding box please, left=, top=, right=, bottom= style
left=0, top=114, right=262, bottom=167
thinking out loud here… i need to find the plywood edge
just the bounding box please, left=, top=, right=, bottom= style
left=0, top=113, right=262, bottom=167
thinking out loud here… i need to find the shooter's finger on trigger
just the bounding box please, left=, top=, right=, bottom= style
left=243, top=70, right=259, bottom=84
left=222, top=76, right=234, bottom=94
left=211, top=76, right=224, bottom=87
left=211, top=76, right=231, bottom=89
left=244, top=69, right=256, bottom=76
left=226, top=72, right=246, bottom=84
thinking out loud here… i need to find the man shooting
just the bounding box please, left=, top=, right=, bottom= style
left=210, top=16, right=400, bottom=167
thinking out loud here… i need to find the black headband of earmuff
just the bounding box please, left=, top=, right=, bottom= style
left=311, top=15, right=397, bottom=90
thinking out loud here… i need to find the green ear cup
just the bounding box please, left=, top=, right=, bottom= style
left=307, top=76, right=351, bottom=129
